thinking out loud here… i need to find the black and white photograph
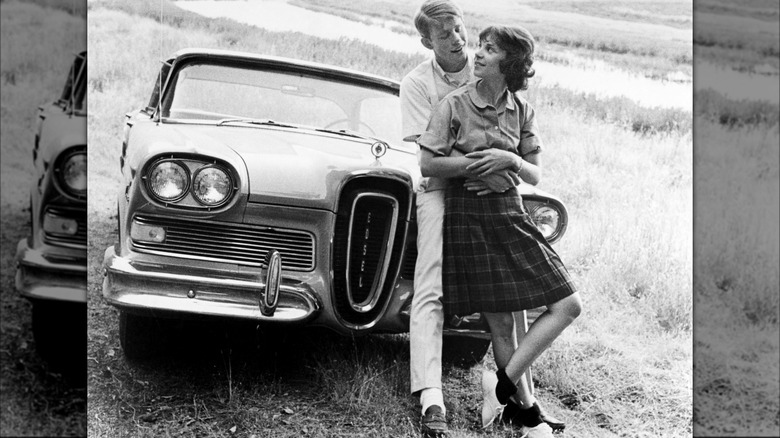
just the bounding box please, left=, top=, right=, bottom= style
left=0, top=0, right=777, bottom=437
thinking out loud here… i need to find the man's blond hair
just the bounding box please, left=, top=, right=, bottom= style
left=414, top=0, right=464, bottom=39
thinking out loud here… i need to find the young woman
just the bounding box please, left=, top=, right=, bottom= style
left=416, top=25, right=583, bottom=434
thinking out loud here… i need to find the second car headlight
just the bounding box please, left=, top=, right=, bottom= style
left=56, top=148, right=87, bottom=198
left=61, top=152, right=87, bottom=194
left=148, top=160, right=189, bottom=201
left=529, top=204, right=561, bottom=241
left=192, top=166, right=232, bottom=206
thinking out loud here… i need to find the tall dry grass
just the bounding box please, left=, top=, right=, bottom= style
left=693, top=118, right=779, bottom=436
left=694, top=120, right=779, bottom=323
left=0, top=0, right=85, bottom=169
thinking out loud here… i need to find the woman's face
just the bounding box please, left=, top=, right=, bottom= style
left=474, top=34, right=506, bottom=80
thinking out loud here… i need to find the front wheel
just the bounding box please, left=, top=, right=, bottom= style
left=442, top=335, right=491, bottom=368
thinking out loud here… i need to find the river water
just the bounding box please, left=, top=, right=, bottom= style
left=175, top=0, right=702, bottom=111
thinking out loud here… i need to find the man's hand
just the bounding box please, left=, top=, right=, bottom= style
left=464, top=170, right=520, bottom=196
left=465, top=149, right=519, bottom=177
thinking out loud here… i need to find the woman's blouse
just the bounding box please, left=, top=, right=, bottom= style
left=416, top=80, right=543, bottom=159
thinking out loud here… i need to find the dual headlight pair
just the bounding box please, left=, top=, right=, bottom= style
left=146, top=158, right=234, bottom=207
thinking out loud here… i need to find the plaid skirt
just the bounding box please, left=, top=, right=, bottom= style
left=442, top=182, right=577, bottom=316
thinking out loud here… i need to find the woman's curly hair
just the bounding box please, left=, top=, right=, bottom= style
left=479, top=25, right=536, bottom=92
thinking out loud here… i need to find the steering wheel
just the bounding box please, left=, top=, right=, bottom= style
left=323, top=119, right=376, bottom=136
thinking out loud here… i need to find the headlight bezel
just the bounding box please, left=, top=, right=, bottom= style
left=141, top=154, right=239, bottom=210
left=54, top=146, right=87, bottom=201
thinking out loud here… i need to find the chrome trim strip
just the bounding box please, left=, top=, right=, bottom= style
left=345, top=192, right=398, bottom=313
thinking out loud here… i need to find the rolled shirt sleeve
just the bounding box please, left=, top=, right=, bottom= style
left=517, top=98, right=543, bottom=157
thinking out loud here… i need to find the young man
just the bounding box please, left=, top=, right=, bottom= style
left=400, top=1, right=565, bottom=437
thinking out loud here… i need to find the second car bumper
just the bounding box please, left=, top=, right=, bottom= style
left=102, top=246, right=321, bottom=322
left=15, top=239, right=87, bottom=303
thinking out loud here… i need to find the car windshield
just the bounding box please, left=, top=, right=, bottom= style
left=164, top=62, right=408, bottom=149
left=60, top=52, right=86, bottom=113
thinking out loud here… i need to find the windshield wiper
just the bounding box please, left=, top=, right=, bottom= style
left=217, top=118, right=300, bottom=129
left=316, top=128, right=386, bottom=145
left=315, top=128, right=363, bottom=139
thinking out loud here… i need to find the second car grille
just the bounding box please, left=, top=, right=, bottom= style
left=131, top=215, right=315, bottom=271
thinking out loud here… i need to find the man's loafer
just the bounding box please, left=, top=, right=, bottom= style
left=420, top=405, right=448, bottom=437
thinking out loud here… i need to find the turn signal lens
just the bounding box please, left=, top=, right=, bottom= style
left=130, top=221, right=166, bottom=243
left=43, top=212, right=78, bottom=236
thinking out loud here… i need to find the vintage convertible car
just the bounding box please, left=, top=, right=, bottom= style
left=15, top=51, right=87, bottom=362
left=102, top=48, right=568, bottom=361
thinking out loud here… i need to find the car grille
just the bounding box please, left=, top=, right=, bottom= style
left=131, top=215, right=315, bottom=271
left=332, top=178, right=411, bottom=328
left=43, top=206, right=87, bottom=247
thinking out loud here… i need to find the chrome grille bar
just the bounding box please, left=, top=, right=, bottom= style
left=131, top=215, right=315, bottom=271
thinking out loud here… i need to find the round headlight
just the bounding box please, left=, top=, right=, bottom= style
left=192, top=166, right=232, bottom=206
left=530, top=205, right=560, bottom=240
left=148, top=161, right=189, bottom=201
left=61, top=152, right=87, bottom=194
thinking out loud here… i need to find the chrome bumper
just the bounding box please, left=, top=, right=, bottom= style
left=102, top=246, right=321, bottom=322
left=15, top=239, right=87, bottom=303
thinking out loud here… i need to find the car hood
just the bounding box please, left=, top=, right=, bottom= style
left=135, top=122, right=419, bottom=211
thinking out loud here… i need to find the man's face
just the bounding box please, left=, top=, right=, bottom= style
left=424, top=16, right=468, bottom=68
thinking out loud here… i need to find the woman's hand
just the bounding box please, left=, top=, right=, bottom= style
left=464, top=170, right=520, bottom=196
left=465, top=149, right=520, bottom=177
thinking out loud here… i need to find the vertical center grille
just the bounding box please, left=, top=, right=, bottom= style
left=333, top=178, right=411, bottom=328
left=346, top=193, right=398, bottom=311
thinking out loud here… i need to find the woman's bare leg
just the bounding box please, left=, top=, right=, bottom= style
left=484, top=293, right=581, bottom=399
left=484, top=313, right=536, bottom=406
left=503, top=293, right=582, bottom=383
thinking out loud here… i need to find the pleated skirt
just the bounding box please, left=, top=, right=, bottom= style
left=442, top=183, right=577, bottom=316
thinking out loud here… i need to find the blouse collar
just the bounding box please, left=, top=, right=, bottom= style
left=468, top=79, right=516, bottom=113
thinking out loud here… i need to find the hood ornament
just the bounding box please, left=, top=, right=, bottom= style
left=371, top=141, right=387, bottom=159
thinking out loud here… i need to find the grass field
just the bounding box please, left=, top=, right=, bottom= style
left=0, top=1, right=87, bottom=436
left=691, top=1, right=780, bottom=436
left=84, top=0, right=697, bottom=437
